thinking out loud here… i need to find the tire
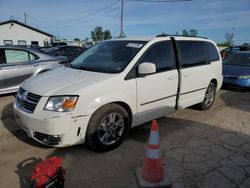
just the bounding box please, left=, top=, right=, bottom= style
left=86, top=104, right=130, bottom=152
left=197, top=82, right=216, bottom=111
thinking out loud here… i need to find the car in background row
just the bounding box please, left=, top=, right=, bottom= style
left=0, top=46, right=68, bottom=95
left=42, top=46, right=87, bottom=62
left=223, top=51, right=250, bottom=89
left=221, top=44, right=250, bottom=60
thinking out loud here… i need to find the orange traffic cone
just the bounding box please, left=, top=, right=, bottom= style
left=141, top=120, right=164, bottom=183
left=135, top=120, right=171, bottom=187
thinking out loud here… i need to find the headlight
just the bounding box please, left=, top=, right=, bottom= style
left=44, top=96, right=78, bottom=112
left=238, top=75, right=250, bottom=79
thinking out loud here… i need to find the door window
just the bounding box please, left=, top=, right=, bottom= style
left=5, top=50, right=30, bottom=64
left=178, top=41, right=207, bottom=68
left=29, top=53, right=36, bottom=61
left=139, top=41, right=175, bottom=72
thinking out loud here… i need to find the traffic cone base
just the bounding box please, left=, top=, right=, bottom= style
left=135, top=166, right=172, bottom=188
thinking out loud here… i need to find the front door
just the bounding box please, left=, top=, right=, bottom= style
left=136, top=41, right=178, bottom=124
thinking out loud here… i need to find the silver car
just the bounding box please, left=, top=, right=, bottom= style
left=0, top=46, right=68, bottom=95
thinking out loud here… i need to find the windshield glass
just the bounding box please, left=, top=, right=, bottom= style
left=223, top=53, right=250, bottom=66
left=70, top=40, right=146, bottom=73
left=43, top=47, right=58, bottom=53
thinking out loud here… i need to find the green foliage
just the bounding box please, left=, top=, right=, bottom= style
left=182, top=29, right=198, bottom=36
left=217, top=42, right=230, bottom=47
left=91, top=26, right=112, bottom=41
left=182, top=29, right=189, bottom=36
left=74, top=38, right=80, bottom=41
left=157, top=32, right=168, bottom=37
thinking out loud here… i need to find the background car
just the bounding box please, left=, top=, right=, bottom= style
left=0, top=46, right=68, bottom=95
left=43, top=46, right=87, bottom=62
left=222, top=51, right=250, bottom=89
left=220, top=44, right=250, bottom=60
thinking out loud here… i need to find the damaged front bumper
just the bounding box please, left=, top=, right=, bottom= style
left=13, top=100, right=91, bottom=147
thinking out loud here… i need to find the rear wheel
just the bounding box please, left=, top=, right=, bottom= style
left=86, top=104, right=130, bottom=152
left=197, top=82, right=216, bottom=110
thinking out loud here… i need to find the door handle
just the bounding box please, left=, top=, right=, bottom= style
left=168, top=75, right=177, bottom=80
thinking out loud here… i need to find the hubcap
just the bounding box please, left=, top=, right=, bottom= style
left=204, top=87, right=215, bottom=107
left=98, top=113, right=125, bottom=145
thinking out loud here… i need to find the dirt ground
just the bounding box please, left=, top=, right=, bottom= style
left=0, top=89, right=250, bottom=188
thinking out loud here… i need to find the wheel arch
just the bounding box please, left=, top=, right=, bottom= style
left=210, top=78, right=218, bottom=89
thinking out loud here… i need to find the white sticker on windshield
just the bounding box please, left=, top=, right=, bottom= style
left=126, top=43, right=143, bottom=48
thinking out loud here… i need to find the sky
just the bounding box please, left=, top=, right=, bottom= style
left=0, top=0, right=250, bottom=44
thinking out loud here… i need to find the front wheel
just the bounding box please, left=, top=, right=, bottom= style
left=86, top=104, right=130, bottom=152
left=197, top=82, right=216, bottom=110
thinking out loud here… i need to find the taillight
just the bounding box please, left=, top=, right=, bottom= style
left=59, top=60, right=69, bottom=67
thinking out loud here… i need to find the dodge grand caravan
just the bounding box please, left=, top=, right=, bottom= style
left=14, top=36, right=223, bottom=151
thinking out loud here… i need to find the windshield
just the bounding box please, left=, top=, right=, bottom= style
left=43, top=47, right=58, bottom=53
left=70, top=40, right=146, bottom=73
left=223, top=53, right=250, bottom=66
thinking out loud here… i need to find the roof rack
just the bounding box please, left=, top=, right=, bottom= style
left=156, top=34, right=207, bottom=39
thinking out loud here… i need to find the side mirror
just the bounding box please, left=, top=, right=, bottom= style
left=138, top=62, right=156, bottom=75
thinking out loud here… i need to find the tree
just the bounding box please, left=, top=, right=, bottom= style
left=156, top=32, right=168, bottom=37
left=189, top=29, right=198, bottom=37
left=182, top=29, right=189, bottom=36
left=74, top=38, right=80, bottom=41
left=91, top=26, right=112, bottom=41
left=182, top=29, right=198, bottom=36
left=225, top=32, right=234, bottom=46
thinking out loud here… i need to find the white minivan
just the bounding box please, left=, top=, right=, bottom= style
left=14, top=36, right=223, bottom=151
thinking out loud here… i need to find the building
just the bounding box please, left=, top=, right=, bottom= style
left=0, top=20, right=53, bottom=47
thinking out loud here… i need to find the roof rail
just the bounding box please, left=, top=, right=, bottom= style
left=156, top=34, right=207, bottom=39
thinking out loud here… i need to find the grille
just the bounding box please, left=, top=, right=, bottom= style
left=16, top=88, right=41, bottom=113
left=33, top=131, right=62, bottom=145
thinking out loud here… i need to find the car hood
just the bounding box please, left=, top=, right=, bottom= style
left=21, top=67, right=117, bottom=96
left=223, top=64, right=250, bottom=76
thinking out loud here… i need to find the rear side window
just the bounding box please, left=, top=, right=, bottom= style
left=205, top=42, right=220, bottom=61
left=29, top=53, right=36, bottom=61
left=5, top=50, right=30, bottom=63
left=4, top=50, right=36, bottom=64
left=139, top=41, right=175, bottom=72
left=178, top=41, right=207, bottom=68
left=178, top=41, right=220, bottom=68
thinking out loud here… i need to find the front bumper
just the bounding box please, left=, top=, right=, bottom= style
left=223, top=77, right=250, bottom=89
left=13, top=101, right=91, bottom=147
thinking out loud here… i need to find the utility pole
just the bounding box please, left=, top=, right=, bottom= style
left=119, top=0, right=125, bottom=38
left=24, top=12, right=27, bottom=24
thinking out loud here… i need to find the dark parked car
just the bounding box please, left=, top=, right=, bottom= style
left=223, top=51, right=250, bottom=89
left=221, top=44, right=250, bottom=60
left=0, top=46, right=68, bottom=95
left=43, top=46, right=86, bottom=62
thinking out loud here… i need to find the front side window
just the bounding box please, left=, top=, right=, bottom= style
left=139, top=41, right=175, bottom=72
left=5, top=50, right=30, bottom=64
left=71, top=40, right=146, bottom=73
